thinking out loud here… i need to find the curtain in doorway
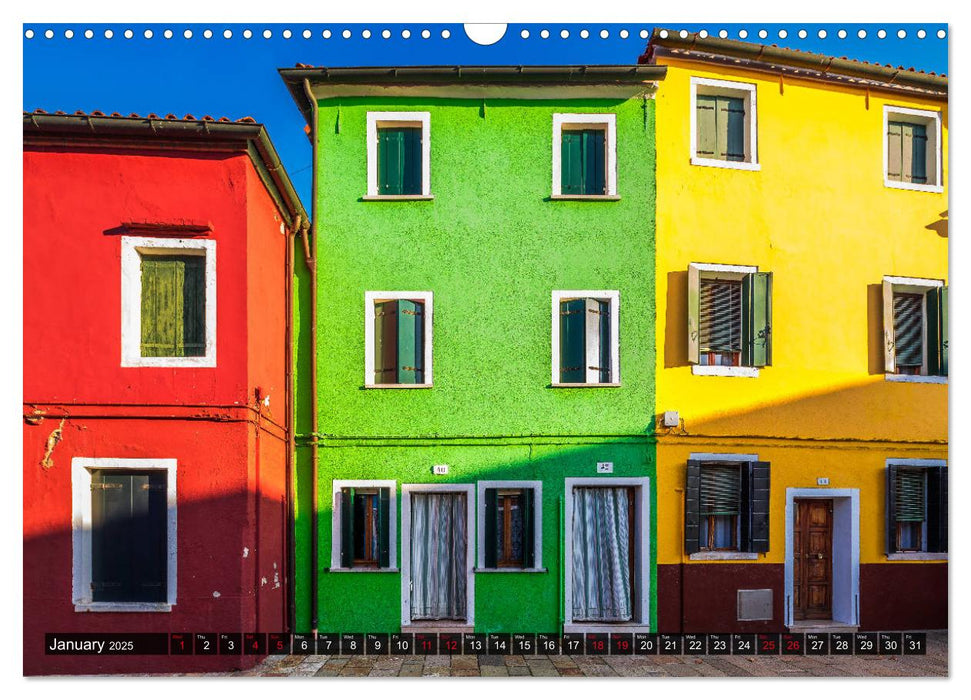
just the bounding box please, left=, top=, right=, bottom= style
left=572, top=487, right=633, bottom=622
left=410, top=492, right=467, bottom=620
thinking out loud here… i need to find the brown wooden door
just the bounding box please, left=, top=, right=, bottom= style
left=793, top=499, right=833, bottom=620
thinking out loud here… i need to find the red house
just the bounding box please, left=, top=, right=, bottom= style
left=23, top=111, right=307, bottom=675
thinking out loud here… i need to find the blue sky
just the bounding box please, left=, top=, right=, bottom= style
left=23, top=23, right=947, bottom=209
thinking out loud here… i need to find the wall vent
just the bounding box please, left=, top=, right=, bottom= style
left=737, top=589, right=773, bottom=621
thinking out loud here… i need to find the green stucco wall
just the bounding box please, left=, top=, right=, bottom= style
left=295, top=93, right=658, bottom=633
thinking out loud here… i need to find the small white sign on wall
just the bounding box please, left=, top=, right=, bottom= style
left=817, top=477, right=829, bottom=486
left=433, top=464, right=449, bottom=475
left=597, top=462, right=614, bottom=474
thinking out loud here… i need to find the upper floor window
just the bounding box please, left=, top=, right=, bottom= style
left=552, top=114, right=618, bottom=199
left=552, top=290, right=620, bottom=386
left=883, top=276, right=947, bottom=382
left=121, top=236, right=216, bottom=368
left=366, top=112, right=432, bottom=199
left=688, top=263, right=771, bottom=377
left=884, top=106, right=943, bottom=192
left=690, top=78, right=759, bottom=170
left=364, top=291, right=433, bottom=388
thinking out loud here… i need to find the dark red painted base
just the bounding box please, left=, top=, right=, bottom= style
left=859, top=563, right=947, bottom=631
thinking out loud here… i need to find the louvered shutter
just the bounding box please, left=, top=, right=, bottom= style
left=895, top=469, right=925, bottom=523
left=340, top=488, right=353, bottom=568
left=743, top=271, right=772, bottom=367
left=926, top=467, right=947, bottom=553
left=700, top=465, right=741, bottom=516
left=522, top=488, right=535, bottom=568
left=583, top=129, right=607, bottom=195
left=684, top=461, right=702, bottom=554
left=893, top=293, right=924, bottom=371
left=699, top=279, right=742, bottom=356
left=742, top=461, right=771, bottom=553
left=885, top=465, right=898, bottom=555
left=887, top=122, right=903, bottom=182
left=378, top=488, right=391, bottom=568
left=721, top=96, right=746, bottom=162
left=559, top=299, right=586, bottom=383
left=926, top=286, right=948, bottom=377
left=374, top=301, right=398, bottom=384
left=561, top=131, right=582, bottom=195
left=909, top=123, right=928, bottom=184
left=484, top=488, right=498, bottom=568
left=378, top=128, right=402, bottom=194
left=696, top=95, right=717, bottom=158
left=687, top=265, right=700, bottom=364
left=882, top=280, right=896, bottom=373
left=397, top=300, right=424, bottom=384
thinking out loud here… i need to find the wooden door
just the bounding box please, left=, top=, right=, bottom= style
left=793, top=499, right=833, bottom=620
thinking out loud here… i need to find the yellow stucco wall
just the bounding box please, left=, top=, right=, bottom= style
left=653, top=57, right=948, bottom=567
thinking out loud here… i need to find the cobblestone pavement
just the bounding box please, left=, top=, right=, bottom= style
left=202, top=632, right=947, bottom=678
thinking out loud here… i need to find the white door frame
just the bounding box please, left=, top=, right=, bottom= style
left=400, top=484, right=476, bottom=627
left=784, top=488, right=860, bottom=626
left=564, top=477, right=651, bottom=633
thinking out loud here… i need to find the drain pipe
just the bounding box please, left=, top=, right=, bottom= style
left=301, top=78, right=321, bottom=633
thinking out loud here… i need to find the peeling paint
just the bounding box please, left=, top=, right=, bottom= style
left=242, top=547, right=249, bottom=558
left=261, top=576, right=268, bottom=586
left=40, top=418, right=66, bottom=470
left=212, top=591, right=221, bottom=598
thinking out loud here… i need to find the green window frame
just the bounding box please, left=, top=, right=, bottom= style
left=377, top=126, right=423, bottom=195
left=688, top=265, right=772, bottom=368
left=339, top=487, right=392, bottom=569
left=139, top=254, right=206, bottom=358
left=560, top=128, right=607, bottom=195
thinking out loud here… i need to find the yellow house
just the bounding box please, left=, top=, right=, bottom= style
left=643, top=30, right=947, bottom=633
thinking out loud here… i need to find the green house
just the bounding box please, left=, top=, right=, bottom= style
left=281, top=65, right=665, bottom=635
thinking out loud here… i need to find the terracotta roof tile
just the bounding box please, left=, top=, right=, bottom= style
left=22, top=109, right=262, bottom=125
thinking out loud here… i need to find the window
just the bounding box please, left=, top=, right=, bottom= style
left=886, top=461, right=946, bottom=556
left=691, top=78, right=759, bottom=170
left=72, top=457, right=177, bottom=612
left=552, top=114, right=617, bottom=198
left=882, top=276, right=947, bottom=382
left=366, top=112, right=431, bottom=198
left=332, top=480, right=397, bottom=570
left=121, top=237, right=216, bottom=367
left=552, top=290, right=620, bottom=386
left=685, top=458, right=770, bottom=556
left=364, top=291, right=433, bottom=387
left=477, top=481, right=542, bottom=570
left=688, top=263, right=771, bottom=376
left=884, top=106, right=943, bottom=192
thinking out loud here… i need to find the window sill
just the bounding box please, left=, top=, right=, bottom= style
left=329, top=567, right=400, bottom=573
left=886, top=552, right=948, bottom=561
left=74, top=602, right=173, bottom=613
left=474, top=567, right=548, bottom=574
left=549, top=194, right=621, bottom=201
left=361, top=194, right=435, bottom=201
left=885, top=374, right=947, bottom=384
left=692, top=365, right=759, bottom=378
left=563, top=623, right=651, bottom=634
left=690, top=156, right=761, bottom=172
left=689, top=552, right=759, bottom=561
left=365, top=383, right=433, bottom=389
left=883, top=180, right=944, bottom=194
left=122, top=356, right=216, bottom=368
left=551, top=382, right=622, bottom=388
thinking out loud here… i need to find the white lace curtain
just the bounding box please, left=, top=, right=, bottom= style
left=572, top=487, right=633, bottom=622
left=410, top=492, right=467, bottom=620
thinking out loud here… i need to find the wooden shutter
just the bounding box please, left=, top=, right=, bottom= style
left=893, top=292, right=924, bottom=370
left=597, top=299, right=611, bottom=383
left=742, top=271, right=772, bottom=367
left=140, top=255, right=205, bottom=358
left=882, top=279, right=896, bottom=373
left=561, top=130, right=582, bottom=195
left=687, top=265, right=700, bottom=364
left=939, top=286, right=948, bottom=376
left=741, top=461, right=770, bottom=553
left=684, top=460, right=702, bottom=554
left=397, top=300, right=424, bottom=384
left=901, top=123, right=914, bottom=183
left=885, top=465, right=898, bottom=554
left=374, top=301, right=398, bottom=384
left=927, top=467, right=947, bottom=553
left=926, top=286, right=948, bottom=376
left=909, top=123, right=928, bottom=184
left=559, top=299, right=586, bottom=383
left=340, top=488, right=353, bottom=568
left=887, top=122, right=903, bottom=182
left=484, top=488, right=498, bottom=568
left=583, top=129, right=606, bottom=195
left=522, top=488, right=535, bottom=568
left=403, top=127, right=422, bottom=195
left=378, top=488, right=391, bottom=568
left=696, top=95, right=717, bottom=158
left=720, top=96, right=746, bottom=161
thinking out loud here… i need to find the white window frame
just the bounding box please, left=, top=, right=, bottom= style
left=883, top=275, right=946, bottom=384
left=330, top=479, right=398, bottom=572
left=689, top=263, right=760, bottom=378
left=688, top=452, right=760, bottom=561
left=885, top=458, right=947, bottom=560
left=551, top=290, right=621, bottom=387
left=364, top=291, right=434, bottom=388
left=71, top=457, right=178, bottom=612
left=563, top=476, right=651, bottom=633
left=690, top=77, right=760, bottom=171
left=883, top=105, right=943, bottom=193
left=475, top=480, right=543, bottom=572
left=121, top=236, right=216, bottom=368
left=365, top=111, right=432, bottom=199
left=551, top=113, right=618, bottom=198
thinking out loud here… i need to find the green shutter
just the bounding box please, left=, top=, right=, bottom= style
left=561, top=131, right=582, bottom=194
left=484, top=489, right=498, bottom=568
left=895, top=469, right=926, bottom=522
left=742, top=461, right=771, bottom=553
left=901, top=123, right=914, bottom=183
left=742, top=271, right=772, bottom=367
left=927, top=467, right=947, bottom=553
left=397, top=300, right=424, bottom=384
left=559, top=299, right=586, bottom=383
left=597, top=299, right=611, bottom=383
left=885, top=465, right=898, bottom=555
left=720, top=96, right=746, bottom=161
left=378, top=127, right=421, bottom=195
left=340, top=488, right=353, bottom=568
left=696, top=95, right=717, bottom=158
left=561, top=129, right=605, bottom=195
left=939, top=286, right=948, bottom=376
left=140, top=255, right=205, bottom=358
left=583, top=129, right=606, bottom=195
left=378, top=488, right=391, bottom=568
left=882, top=279, right=896, bottom=373
left=927, top=286, right=947, bottom=376
left=887, top=122, right=903, bottom=182
left=687, top=265, right=700, bottom=364
left=374, top=301, right=398, bottom=384
left=522, top=488, right=535, bottom=569
left=684, top=461, right=702, bottom=555
left=909, top=123, right=928, bottom=184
